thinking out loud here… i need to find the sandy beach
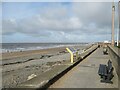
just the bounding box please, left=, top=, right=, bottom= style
left=1, top=45, right=90, bottom=88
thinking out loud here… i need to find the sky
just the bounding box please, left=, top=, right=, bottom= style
left=1, top=1, right=119, bottom=43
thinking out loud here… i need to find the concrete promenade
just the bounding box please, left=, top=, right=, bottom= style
left=50, top=47, right=118, bottom=88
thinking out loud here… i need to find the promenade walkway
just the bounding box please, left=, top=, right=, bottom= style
left=49, top=47, right=118, bottom=88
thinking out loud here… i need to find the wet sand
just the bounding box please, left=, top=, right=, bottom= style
left=1, top=47, right=66, bottom=60
left=1, top=45, right=90, bottom=88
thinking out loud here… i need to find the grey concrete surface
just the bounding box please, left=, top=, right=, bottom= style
left=18, top=64, right=70, bottom=88
left=17, top=45, right=98, bottom=89
left=50, top=47, right=118, bottom=88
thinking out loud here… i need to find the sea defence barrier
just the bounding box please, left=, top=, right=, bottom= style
left=108, top=45, right=120, bottom=90
left=17, top=44, right=98, bottom=89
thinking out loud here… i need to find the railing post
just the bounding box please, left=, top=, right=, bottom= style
left=66, top=48, right=74, bottom=63
left=76, top=51, right=78, bottom=60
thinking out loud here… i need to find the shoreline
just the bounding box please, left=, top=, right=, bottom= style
left=1, top=45, right=88, bottom=60
left=1, top=43, right=87, bottom=54
left=1, top=47, right=66, bottom=60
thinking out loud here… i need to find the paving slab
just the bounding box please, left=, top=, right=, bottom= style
left=50, top=47, right=118, bottom=88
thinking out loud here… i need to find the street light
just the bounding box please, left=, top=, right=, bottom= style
left=111, top=0, right=115, bottom=46
left=118, top=1, right=120, bottom=46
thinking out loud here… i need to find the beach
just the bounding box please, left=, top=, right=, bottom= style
left=1, top=44, right=90, bottom=88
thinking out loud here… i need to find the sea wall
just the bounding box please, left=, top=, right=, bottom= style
left=108, top=45, right=120, bottom=90
left=17, top=44, right=98, bottom=89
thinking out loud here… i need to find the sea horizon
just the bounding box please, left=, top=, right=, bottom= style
left=1, top=43, right=90, bottom=53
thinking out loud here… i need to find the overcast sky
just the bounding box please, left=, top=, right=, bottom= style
left=2, top=1, right=119, bottom=43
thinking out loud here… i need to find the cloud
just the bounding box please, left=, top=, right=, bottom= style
left=72, top=2, right=112, bottom=27
left=2, top=2, right=119, bottom=42
left=72, top=2, right=118, bottom=38
left=2, top=15, right=83, bottom=35
left=2, top=19, right=18, bottom=35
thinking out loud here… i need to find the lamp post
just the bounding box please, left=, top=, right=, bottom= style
left=118, top=1, right=120, bottom=46
left=111, top=0, right=115, bottom=46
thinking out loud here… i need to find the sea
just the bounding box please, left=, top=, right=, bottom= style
left=1, top=43, right=89, bottom=53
